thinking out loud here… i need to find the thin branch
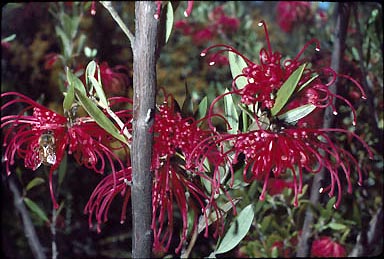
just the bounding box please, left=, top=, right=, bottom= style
left=296, top=3, right=351, bottom=256
left=349, top=208, right=383, bottom=256
left=7, top=175, right=47, bottom=259
left=100, top=1, right=135, bottom=45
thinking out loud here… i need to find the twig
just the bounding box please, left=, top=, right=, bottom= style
left=296, top=3, right=351, bottom=256
left=100, top=1, right=135, bottom=45
left=181, top=226, right=198, bottom=258
left=7, top=174, right=47, bottom=259
left=51, top=207, right=58, bottom=259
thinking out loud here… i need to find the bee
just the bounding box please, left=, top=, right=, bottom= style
left=37, top=131, right=56, bottom=167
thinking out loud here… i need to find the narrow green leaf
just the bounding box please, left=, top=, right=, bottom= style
left=198, top=199, right=241, bottom=234
left=277, top=104, right=316, bottom=124
left=215, top=204, right=254, bottom=255
left=298, top=74, right=319, bottom=92
left=181, top=82, right=194, bottom=117
left=228, top=51, right=248, bottom=90
left=85, top=60, right=97, bottom=89
left=2, top=34, right=16, bottom=42
left=89, top=77, right=108, bottom=107
left=63, top=69, right=75, bottom=112
left=74, top=88, right=127, bottom=144
left=62, top=13, right=74, bottom=39
left=76, top=34, right=87, bottom=55
left=55, top=26, right=72, bottom=59
left=165, top=2, right=174, bottom=44
left=25, top=177, right=45, bottom=192
left=271, top=63, right=306, bottom=116
left=23, top=197, right=49, bottom=223
left=66, top=67, right=86, bottom=95
left=196, top=96, right=208, bottom=120
left=326, top=196, right=337, bottom=212
left=328, top=222, right=347, bottom=230
left=224, top=89, right=239, bottom=134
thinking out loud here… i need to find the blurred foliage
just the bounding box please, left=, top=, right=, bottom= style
left=1, top=1, right=382, bottom=258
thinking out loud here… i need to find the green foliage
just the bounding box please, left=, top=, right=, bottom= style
left=213, top=204, right=254, bottom=255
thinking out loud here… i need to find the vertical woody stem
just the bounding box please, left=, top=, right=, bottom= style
left=131, top=1, right=158, bottom=258
left=296, top=3, right=350, bottom=256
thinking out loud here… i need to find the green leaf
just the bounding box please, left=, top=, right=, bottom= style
left=25, top=177, right=45, bottom=192
left=223, top=89, right=239, bottom=134
left=165, top=2, right=174, bottom=44
left=298, top=74, right=319, bottom=92
left=23, top=197, right=49, bottom=223
left=326, top=196, right=337, bottom=211
left=63, top=70, right=75, bottom=112
left=2, top=34, right=16, bottom=42
left=181, top=81, right=194, bottom=117
left=198, top=199, right=241, bottom=234
left=55, top=26, right=72, bottom=59
left=214, top=204, right=254, bottom=255
left=66, top=67, right=86, bottom=95
left=89, top=77, right=108, bottom=107
left=76, top=34, right=87, bottom=55
left=271, top=63, right=306, bottom=116
left=85, top=60, right=97, bottom=90
left=196, top=96, right=208, bottom=120
left=277, top=104, right=316, bottom=124
left=328, top=222, right=347, bottom=230
left=229, top=51, right=248, bottom=90
left=74, top=88, right=127, bottom=144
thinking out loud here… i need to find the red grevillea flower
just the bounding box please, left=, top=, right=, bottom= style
left=1, top=92, right=131, bottom=209
left=311, top=236, right=346, bottom=257
left=194, top=20, right=373, bottom=209
left=84, top=167, right=132, bottom=233
left=84, top=92, right=225, bottom=254
left=151, top=92, right=224, bottom=253
left=209, top=6, right=240, bottom=34
left=98, top=62, right=131, bottom=97
left=275, top=1, right=311, bottom=33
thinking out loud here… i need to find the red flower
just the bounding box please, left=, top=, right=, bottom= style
left=209, top=6, right=240, bottom=34
left=175, top=20, right=194, bottom=36
left=1, top=92, right=131, bottom=209
left=196, top=20, right=373, bottom=209
left=311, top=236, right=346, bottom=257
left=84, top=168, right=132, bottom=233
left=275, top=1, right=311, bottom=33
left=98, top=62, right=131, bottom=97
left=84, top=91, right=226, bottom=254
left=43, top=52, right=60, bottom=70
left=192, top=27, right=216, bottom=46
left=267, top=178, right=294, bottom=196
left=151, top=93, right=224, bottom=253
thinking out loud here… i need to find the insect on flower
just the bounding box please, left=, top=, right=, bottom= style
left=36, top=130, right=57, bottom=168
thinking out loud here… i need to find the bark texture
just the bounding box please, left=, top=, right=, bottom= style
left=131, top=2, right=158, bottom=258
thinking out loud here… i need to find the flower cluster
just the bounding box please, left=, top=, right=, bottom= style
left=84, top=92, right=225, bottom=254
left=275, top=2, right=328, bottom=33
left=1, top=91, right=132, bottom=209
left=311, top=236, right=346, bottom=257
left=195, top=20, right=373, bottom=208
left=174, top=4, right=240, bottom=47
left=271, top=234, right=346, bottom=257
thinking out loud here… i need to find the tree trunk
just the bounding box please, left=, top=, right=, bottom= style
left=131, top=2, right=158, bottom=258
